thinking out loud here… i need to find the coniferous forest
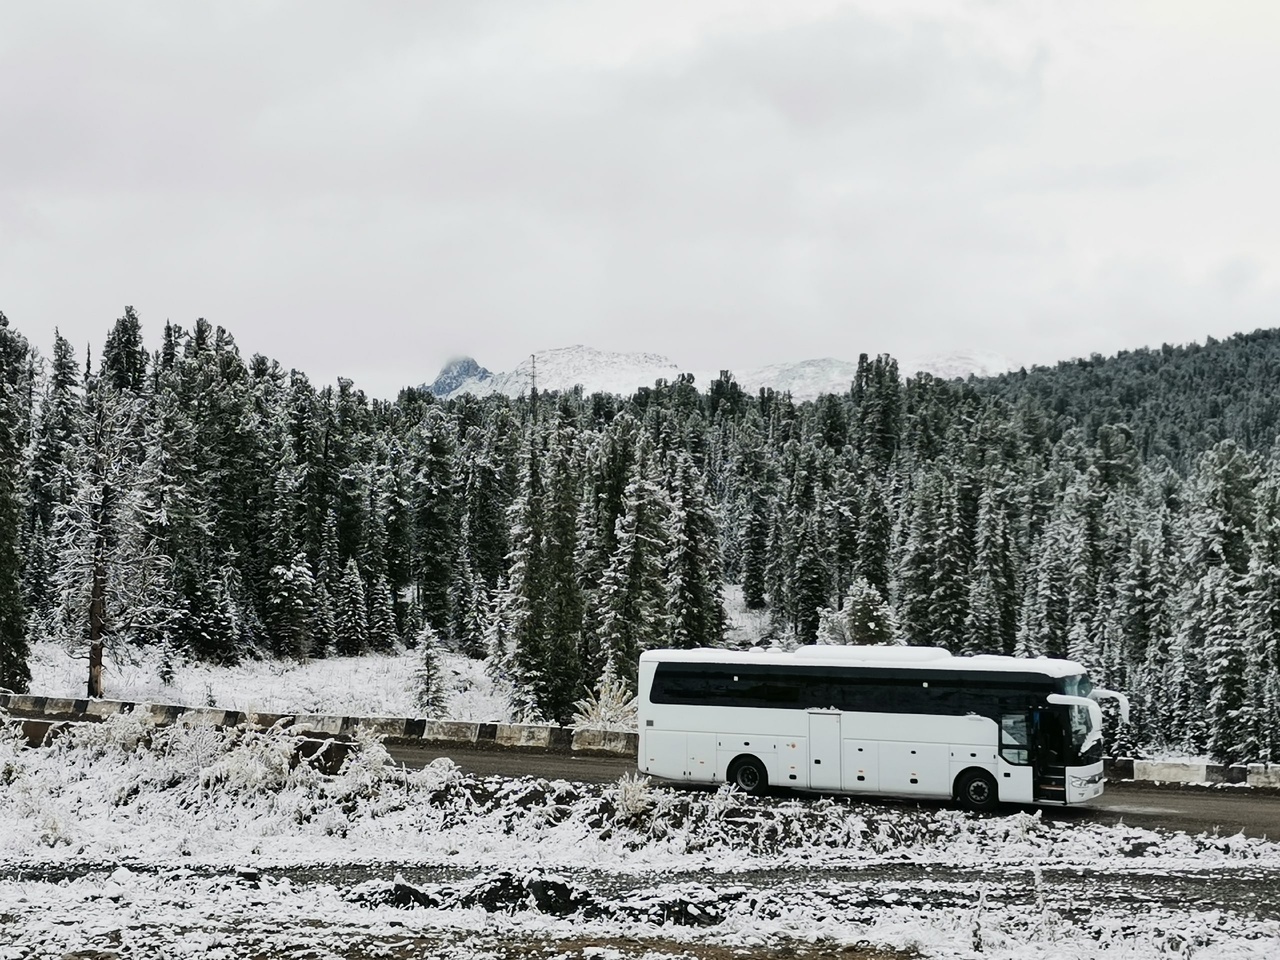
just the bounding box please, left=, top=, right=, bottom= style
left=3, top=309, right=1280, bottom=765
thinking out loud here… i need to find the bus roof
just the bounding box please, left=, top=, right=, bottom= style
left=638, top=645, right=1089, bottom=679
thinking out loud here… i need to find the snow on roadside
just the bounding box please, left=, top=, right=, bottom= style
left=1, top=708, right=1278, bottom=958
left=26, top=640, right=512, bottom=722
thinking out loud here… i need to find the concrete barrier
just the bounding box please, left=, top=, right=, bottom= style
left=422, top=720, right=480, bottom=743
left=291, top=714, right=346, bottom=736
left=572, top=728, right=639, bottom=754
left=496, top=723, right=553, bottom=748
left=1248, top=764, right=1280, bottom=788
left=178, top=706, right=227, bottom=726
left=1133, top=760, right=1209, bottom=784
left=85, top=700, right=128, bottom=720
left=353, top=716, right=410, bottom=738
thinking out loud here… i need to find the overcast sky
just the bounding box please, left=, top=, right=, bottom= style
left=3, top=1, right=1279, bottom=398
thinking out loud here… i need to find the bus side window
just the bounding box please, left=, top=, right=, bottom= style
left=1000, top=713, right=1031, bottom=765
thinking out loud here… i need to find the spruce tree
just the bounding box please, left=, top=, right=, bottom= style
left=593, top=441, right=669, bottom=687
left=819, top=577, right=899, bottom=645
left=1203, top=565, right=1252, bottom=765
left=539, top=403, right=584, bottom=721
left=408, top=407, right=456, bottom=635
left=333, top=558, right=368, bottom=656
left=505, top=405, right=550, bottom=721
left=0, top=313, right=31, bottom=692
left=265, top=553, right=316, bottom=660
left=414, top=621, right=449, bottom=717
left=25, top=330, right=79, bottom=618
left=664, top=452, right=726, bottom=649
left=367, top=573, right=397, bottom=650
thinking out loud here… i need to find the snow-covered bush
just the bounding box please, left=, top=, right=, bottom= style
left=571, top=658, right=637, bottom=731
left=610, top=772, right=655, bottom=827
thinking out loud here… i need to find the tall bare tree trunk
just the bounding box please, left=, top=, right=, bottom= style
left=88, top=545, right=106, bottom=698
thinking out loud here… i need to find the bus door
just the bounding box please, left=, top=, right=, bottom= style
left=807, top=709, right=842, bottom=791
left=998, top=711, right=1034, bottom=804
left=1029, top=706, right=1068, bottom=802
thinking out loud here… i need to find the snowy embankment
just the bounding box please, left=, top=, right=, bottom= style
left=24, top=585, right=772, bottom=723
left=1, top=709, right=1278, bottom=958
left=26, top=640, right=510, bottom=722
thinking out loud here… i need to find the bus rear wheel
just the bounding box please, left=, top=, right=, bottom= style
left=729, top=757, right=768, bottom=795
left=956, top=769, right=999, bottom=812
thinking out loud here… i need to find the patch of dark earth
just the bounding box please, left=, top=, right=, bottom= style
left=10, top=862, right=1280, bottom=925
left=53, top=931, right=905, bottom=960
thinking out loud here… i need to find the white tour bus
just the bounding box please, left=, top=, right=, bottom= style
left=636, top=645, right=1129, bottom=810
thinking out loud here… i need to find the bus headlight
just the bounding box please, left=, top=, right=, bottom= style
left=1070, top=773, right=1102, bottom=788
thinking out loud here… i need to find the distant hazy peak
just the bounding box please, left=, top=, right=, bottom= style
left=426, top=356, right=493, bottom=397
left=425, top=346, right=1015, bottom=402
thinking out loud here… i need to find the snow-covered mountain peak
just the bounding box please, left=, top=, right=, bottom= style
left=426, top=345, right=683, bottom=399
left=426, top=356, right=493, bottom=397
left=427, top=346, right=1013, bottom=402
left=902, top=349, right=1015, bottom=381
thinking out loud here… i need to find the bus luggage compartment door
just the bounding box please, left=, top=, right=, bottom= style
left=807, top=710, right=842, bottom=791
left=643, top=732, right=718, bottom=782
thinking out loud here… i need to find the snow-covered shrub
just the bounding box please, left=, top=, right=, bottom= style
left=571, top=659, right=637, bottom=732
left=54, top=704, right=156, bottom=759
left=198, top=725, right=302, bottom=797
left=610, top=772, right=654, bottom=826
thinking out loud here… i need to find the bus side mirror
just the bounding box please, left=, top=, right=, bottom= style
left=1089, top=687, right=1131, bottom=725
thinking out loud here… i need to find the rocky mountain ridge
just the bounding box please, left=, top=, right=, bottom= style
left=425, top=346, right=1014, bottom=402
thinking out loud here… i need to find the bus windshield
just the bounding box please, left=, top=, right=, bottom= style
left=1059, top=673, right=1094, bottom=699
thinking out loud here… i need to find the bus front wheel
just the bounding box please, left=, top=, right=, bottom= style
left=956, top=769, right=999, bottom=812
left=729, top=757, right=768, bottom=795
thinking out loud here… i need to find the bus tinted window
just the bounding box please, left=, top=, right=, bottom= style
left=650, top=662, right=1055, bottom=717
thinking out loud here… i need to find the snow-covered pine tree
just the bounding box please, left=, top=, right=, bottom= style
left=855, top=473, right=892, bottom=600
left=24, top=329, right=79, bottom=620
left=538, top=400, right=584, bottom=723
left=592, top=440, right=669, bottom=688
left=408, top=406, right=457, bottom=636
left=0, top=312, right=31, bottom=692
left=504, top=405, right=549, bottom=722
left=413, top=621, right=449, bottom=717
left=265, top=553, right=317, bottom=660
left=366, top=573, right=397, bottom=651
left=664, top=451, right=726, bottom=650
left=929, top=473, right=969, bottom=652
left=100, top=306, right=149, bottom=394
left=448, top=514, right=489, bottom=658
left=1245, top=460, right=1280, bottom=761
left=312, top=579, right=336, bottom=658
left=788, top=509, right=830, bottom=644
left=48, top=372, right=184, bottom=689
left=732, top=410, right=773, bottom=611
left=895, top=468, right=939, bottom=646
left=333, top=557, right=368, bottom=656
left=963, top=477, right=1016, bottom=655
left=1202, top=565, right=1253, bottom=765
left=819, top=576, right=899, bottom=645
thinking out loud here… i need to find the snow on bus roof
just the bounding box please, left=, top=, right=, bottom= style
left=640, top=646, right=1088, bottom=678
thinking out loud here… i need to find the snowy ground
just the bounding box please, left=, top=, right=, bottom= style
left=13, top=596, right=1271, bottom=957
left=27, top=640, right=511, bottom=722
left=1, top=710, right=1278, bottom=959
